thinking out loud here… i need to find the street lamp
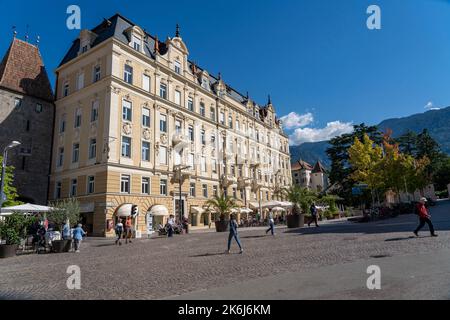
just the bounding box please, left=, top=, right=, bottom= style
left=0, top=141, right=21, bottom=208
left=174, top=164, right=190, bottom=223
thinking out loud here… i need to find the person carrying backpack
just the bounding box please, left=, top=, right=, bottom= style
left=413, top=197, right=438, bottom=237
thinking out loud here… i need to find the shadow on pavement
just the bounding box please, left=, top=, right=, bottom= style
left=189, top=252, right=226, bottom=258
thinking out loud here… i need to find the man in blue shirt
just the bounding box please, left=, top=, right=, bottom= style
left=72, top=224, right=86, bottom=253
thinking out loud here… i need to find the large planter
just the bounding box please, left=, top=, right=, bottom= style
left=0, top=244, right=18, bottom=259
left=215, top=220, right=229, bottom=232
left=52, top=240, right=71, bottom=253
left=286, top=214, right=304, bottom=228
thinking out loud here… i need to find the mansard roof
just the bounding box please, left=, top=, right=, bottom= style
left=59, top=13, right=280, bottom=122
left=0, top=38, right=53, bottom=101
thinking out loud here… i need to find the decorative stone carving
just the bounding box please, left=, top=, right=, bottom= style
left=90, top=122, right=97, bottom=135
left=160, top=133, right=168, bottom=145
left=122, top=122, right=132, bottom=135
left=143, top=129, right=151, bottom=140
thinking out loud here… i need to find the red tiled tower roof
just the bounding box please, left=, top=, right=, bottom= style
left=0, top=38, right=53, bottom=102
left=291, top=160, right=313, bottom=171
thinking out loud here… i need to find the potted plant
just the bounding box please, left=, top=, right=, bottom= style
left=206, top=193, right=237, bottom=232
left=47, top=199, right=80, bottom=253
left=0, top=213, right=34, bottom=258
left=283, top=186, right=317, bottom=228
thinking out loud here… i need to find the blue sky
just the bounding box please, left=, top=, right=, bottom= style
left=2, top=0, right=450, bottom=145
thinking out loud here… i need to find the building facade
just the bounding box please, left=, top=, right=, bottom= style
left=0, top=38, right=54, bottom=205
left=50, top=14, right=292, bottom=236
left=291, top=160, right=328, bottom=192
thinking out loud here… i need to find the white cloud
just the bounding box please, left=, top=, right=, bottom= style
left=424, top=101, right=440, bottom=111
left=280, top=112, right=314, bottom=130
left=288, top=121, right=354, bottom=146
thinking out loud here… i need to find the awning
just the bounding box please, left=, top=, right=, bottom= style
left=116, top=204, right=133, bottom=217
left=0, top=203, right=56, bottom=215
left=149, top=205, right=169, bottom=216
left=190, top=206, right=204, bottom=214
left=271, top=206, right=286, bottom=212
left=279, top=201, right=293, bottom=207
left=240, top=208, right=253, bottom=214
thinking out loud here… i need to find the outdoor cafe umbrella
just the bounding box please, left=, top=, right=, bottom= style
left=0, top=203, right=56, bottom=216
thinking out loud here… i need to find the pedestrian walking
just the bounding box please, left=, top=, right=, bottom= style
left=72, top=224, right=86, bottom=253
left=167, top=215, right=175, bottom=237
left=115, top=220, right=124, bottom=245
left=62, top=220, right=71, bottom=240
left=308, top=203, right=319, bottom=227
left=125, top=216, right=133, bottom=244
left=227, top=214, right=243, bottom=254
left=413, top=197, right=438, bottom=237
left=265, top=212, right=275, bottom=236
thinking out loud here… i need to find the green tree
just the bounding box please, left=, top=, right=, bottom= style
left=48, top=198, right=81, bottom=231
left=415, top=129, right=446, bottom=177
left=433, top=156, right=450, bottom=191
left=0, top=156, right=22, bottom=207
left=348, top=134, right=384, bottom=206
left=282, top=186, right=317, bottom=215
left=395, top=130, right=417, bottom=156
left=0, top=213, right=36, bottom=245
left=206, top=193, right=238, bottom=221
left=326, top=123, right=383, bottom=204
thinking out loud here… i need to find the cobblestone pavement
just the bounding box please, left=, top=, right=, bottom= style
left=1, top=201, right=449, bottom=300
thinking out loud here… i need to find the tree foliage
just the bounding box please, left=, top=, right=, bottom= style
left=48, top=198, right=81, bottom=231
left=206, top=193, right=238, bottom=221
left=0, top=156, right=22, bottom=207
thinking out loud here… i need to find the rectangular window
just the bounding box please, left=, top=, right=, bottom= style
left=59, top=115, right=66, bottom=133
left=57, top=147, right=64, bottom=167
left=63, top=82, right=69, bottom=97
left=174, top=60, right=181, bottom=74
left=70, top=179, right=77, bottom=197
left=142, top=141, right=150, bottom=161
left=77, top=73, right=84, bottom=90
left=124, top=65, right=133, bottom=84
left=202, top=184, right=208, bottom=198
left=201, top=156, right=206, bottom=172
left=159, top=114, right=167, bottom=132
left=122, top=100, right=132, bottom=121
left=121, top=136, right=131, bottom=158
left=142, top=177, right=150, bottom=194
left=72, top=143, right=79, bottom=163
left=142, top=108, right=150, bottom=127
left=159, top=83, right=167, bottom=99
left=228, top=115, right=233, bottom=128
left=159, top=146, right=167, bottom=165
left=74, top=109, right=82, bottom=128
left=212, top=159, right=217, bottom=173
left=231, top=165, right=235, bottom=176
left=200, top=129, right=206, bottom=145
left=35, top=103, right=43, bottom=113
left=210, top=107, right=215, bottom=121
left=175, top=120, right=182, bottom=134
left=188, top=153, right=194, bottom=169
left=82, top=45, right=88, bottom=53
left=89, top=138, right=96, bottom=159
left=91, top=101, right=99, bottom=122
left=240, top=189, right=244, bottom=199
left=121, top=175, right=130, bottom=193
left=160, top=179, right=167, bottom=195
left=87, top=176, right=95, bottom=194
left=211, top=135, right=216, bottom=148
left=188, top=126, right=194, bottom=142
left=174, top=149, right=182, bottom=166
left=236, top=120, right=240, bottom=131
left=175, top=90, right=181, bottom=105
left=132, top=35, right=141, bottom=51
left=220, top=112, right=225, bottom=125
left=187, top=98, right=194, bottom=112
left=213, top=185, right=218, bottom=197
left=142, top=74, right=150, bottom=92
left=93, top=66, right=101, bottom=82
left=14, top=98, right=22, bottom=108
left=190, top=182, right=196, bottom=197
left=56, top=181, right=62, bottom=199
left=232, top=188, right=237, bottom=199
left=199, top=102, right=205, bottom=117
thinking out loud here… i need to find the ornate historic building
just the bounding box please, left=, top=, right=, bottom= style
left=0, top=37, right=54, bottom=205
left=50, top=14, right=292, bottom=236
left=291, top=160, right=328, bottom=192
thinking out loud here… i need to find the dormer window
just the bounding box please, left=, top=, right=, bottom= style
left=174, top=60, right=181, bottom=75
left=132, top=34, right=141, bottom=51
left=202, top=78, right=209, bottom=90
left=82, top=46, right=88, bottom=53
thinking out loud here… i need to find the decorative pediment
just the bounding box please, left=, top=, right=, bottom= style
left=168, top=37, right=189, bottom=55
